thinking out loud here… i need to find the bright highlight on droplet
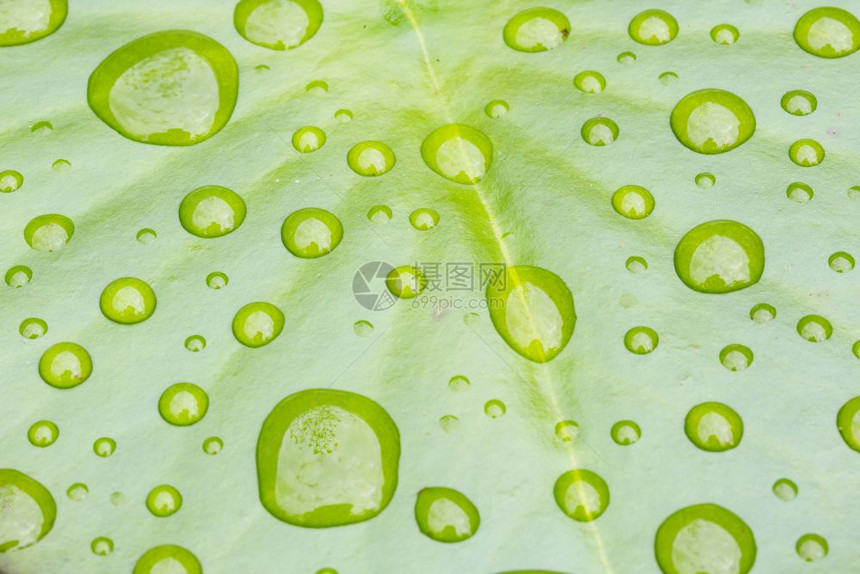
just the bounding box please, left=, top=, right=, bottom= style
left=0, top=0, right=67, bottom=46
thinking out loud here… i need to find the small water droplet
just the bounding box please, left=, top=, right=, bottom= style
left=19, top=317, right=47, bottom=340
left=409, top=208, right=439, bottom=230
left=367, top=205, right=392, bottom=222
left=684, top=402, right=743, bottom=451
left=773, top=478, right=797, bottom=501
left=30, top=121, right=53, bottom=134
left=829, top=251, right=855, bottom=273
left=292, top=126, right=326, bottom=153
left=671, top=89, right=756, bottom=154
left=503, top=7, right=570, bottom=52
left=27, top=420, right=59, bottom=448
left=555, top=420, right=579, bottom=442
left=695, top=172, right=716, bottom=189
left=203, top=436, right=223, bottom=455
left=484, top=399, right=506, bottom=418
left=109, top=491, right=125, bottom=506
left=67, top=483, right=88, bottom=501
left=629, top=9, right=678, bottom=45
left=334, top=109, right=353, bottom=122
left=0, top=170, right=23, bottom=193
left=674, top=220, right=765, bottom=293
left=91, top=536, right=114, bottom=556
left=626, top=256, right=648, bottom=273
left=254, top=64, right=269, bottom=72
left=439, top=415, right=459, bottom=432
left=93, top=437, right=116, bottom=458
left=39, top=342, right=93, bottom=389
left=179, top=185, right=247, bottom=238
left=184, top=335, right=206, bottom=352
left=786, top=181, right=813, bottom=203
left=146, top=484, right=182, bottom=517
left=206, top=271, right=228, bottom=289
left=781, top=90, right=817, bottom=116
left=414, top=487, right=480, bottom=543
left=136, top=228, right=157, bottom=243
left=617, top=51, right=637, bottom=64
left=232, top=302, right=285, bottom=347
left=796, top=534, right=828, bottom=562
left=448, top=375, right=470, bottom=392
left=0, top=469, right=57, bottom=551
left=581, top=117, right=618, bottom=146
left=611, top=185, right=654, bottom=219
left=5, top=265, right=32, bottom=288
left=133, top=545, right=202, bottom=574
left=51, top=159, right=71, bottom=172
left=750, top=303, right=776, bottom=323
left=484, top=99, right=509, bottom=118
left=624, top=326, right=658, bottom=355
left=658, top=71, right=678, bottom=85
left=99, top=277, right=157, bottom=324
left=281, top=208, right=343, bottom=258
left=553, top=469, right=609, bottom=522
left=611, top=420, right=641, bottom=445
left=305, top=80, right=328, bottom=94
left=789, top=138, right=824, bottom=166
left=711, top=24, right=739, bottom=45
left=421, top=124, right=493, bottom=184
left=387, top=265, right=427, bottom=299
left=0, top=1, right=67, bottom=46
left=159, top=383, right=209, bottom=426
left=794, top=7, right=860, bottom=58
left=234, top=0, right=324, bottom=50
left=797, top=314, right=832, bottom=342
left=347, top=141, right=395, bottom=176
left=24, top=214, right=74, bottom=252
left=573, top=71, right=606, bottom=94
left=719, top=344, right=753, bottom=372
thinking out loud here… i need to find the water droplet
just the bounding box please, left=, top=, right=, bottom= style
left=786, top=181, right=814, bottom=203
left=347, top=141, right=395, bottom=176
left=91, top=536, right=113, bottom=556
left=19, top=318, right=47, bottom=340
left=749, top=303, right=775, bottom=323
left=503, top=7, right=570, bottom=52
left=484, top=399, right=506, bottom=418
left=486, top=265, right=576, bottom=363
left=88, top=31, right=239, bottom=145
left=24, top=214, right=74, bottom=252
left=184, top=335, right=206, bottom=352
left=281, top=208, right=343, bottom=258
left=555, top=420, right=579, bottom=442
left=66, top=483, right=88, bottom=501
left=5, top=265, right=32, bottom=288
left=99, top=277, right=157, bottom=325
left=30, top=121, right=53, bottom=134
left=0, top=0, right=67, bottom=46
left=421, top=124, right=493, bottom=184
left=671, top=89, right=756, bottom=154
left=414, top=487, right=480, bottom=543
left=179, top=185, right=247, bottom=238
left=853, top=340, right=860, bottom=360
left=109, top=491, right=125, bottom=505
left=655, top=503, right=756, bottom=574
left=829, top=251, right=855, bottom=273
left=316, top=568, right=337, bottom=574
left=573, top=71, right=606, bottom=94
left=626, top=256, right=648, bottom=273
left=159, top=383, right=209, bottom=426
left=409, top=208, right=439, bottom=230
left=685, top=402, right=743, bottom=452
left=0, top=469, right=57, bottom=552
left=581, top=117, right=618, bottom=146
left=794, top=7, right=860, bottom=58
left=292, top=126, right=326, bottom=153
left=206, top=271, right=228, bottom=289
left=234, top=0, right=324, bottom=50
left=39, top=342, right=93, bottom=389
left=796, top=534, right=828, bottom=562
left=0, top=170, right=23, bottom=193
left=624, top=326, right=658, bottom=355
left=305, top=80, right=328, bottom=94
left=146, top=484, right=182, bottom=517
left=51, top=159, right=70, bottom=172
left=837, top=395, right=860, bottom=451
left=386, top=265, right=427, bottom=299
left=617, top=51, right=637, bottom=64
left=448, top=376, right=470, bottom=392
left=484, top=99, right=509, bottom=118
left=439, top=415, right=459, bottom=433
left=334, top=109, right=352, bottom=122
left=232, top=302, right=284, bottom=347
left=93, top=437, right=116, bottom=458
left=781, top=90, right=817, bottom=116
left=611, top=185, right=655, bottom=219
left=659, top=71, right=678, bottom=85
left=789, top=138, right=824, bottom=166
left=797, top=315, right=832, bottom=342
left=353, top=320, right=374, bottom=336
left=133, top=545, right=202, bottom=574
left=27, top=421, right=59, bottom=448
left=628, top=9, right=678, bottom=45
left=711, top=24, right=739, bottom=45
left=611, top=420, right=641, bottom=445
left=136, top=228, right=157, bottom=243
left=719, top=344, right=753, bottom=372
left=367, top=205, right=392, bottom=222
left=553, top=469, right=609, bottom=522
left=203, top=436, right=223, bottom=455
left=674, top=220, right=765, bottom=293
left=773, top=478, right=797, bottom=501
left=695, top=172, right=716, bottom=189
left=257, top=389, right=400, bottom=527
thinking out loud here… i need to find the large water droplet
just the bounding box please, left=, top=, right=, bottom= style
left=292, top=126, right=326, bottom=153
left=674, top=220, right=765, bottom=293
left=421, top=124, right=493, bottom=184
left=573, top=71, right=606, bottom=94
left=684, top=402, right=743, bottom=452
left=796, top=534, right=828, bottom=562
left=99, top=277, right=157, bottom=324
left=788, top=138, right=824, bottom=166
left=628, top=9, right=678, bottom=45
left=670, top=89, right=756, bottom=154
left=553, top=469, right=609, bottom=522
left=0, top=170, right=23, bottom=193
left=232, top=302, right=285, bottom=347
left=0, top=469, right=56, bottom=552
left=624, top=326, right=659, bottom=355
left=159, top=383, right=209, bottom=426
left=611, top=420, right=641, bottom=445
left=347, top=141, right=395, bottom=176
left=133, top=545, right=202, bottom=574
left=88, top=31, right=239, bottom=145
left=796, top=314, right=832, bottom=342
left=781, top=90, right=817, bottom=116
left=146, top=484, right=182, bottom=517
left=27, top=421, right=58, bottom=448
left=234, top=0, right=323, bottom=50
left=773, top=478, right=797, bottom=501
left=612, top=185, right=655, bottom=219
left=486, top=265, right=576, bottom=363
left=0, top=0, right=67, bottom=46
left=179, top=185, right=247, bottom=238
left=581, top=117, right=618, bottom=146
left=719, top=344, right=753, bottom=372
left=503, top=8, right=570, bottom=52
left=414, top=487, right=480, bottom=543
left=281, top=208, right=343, bottom=258
left=39, top=342, right=92, bottom=389
left=24, top=214, right=74, bottom=252
left=794, top=7, right=860, bottom=58
left=256, top=389, right=400, bottom=527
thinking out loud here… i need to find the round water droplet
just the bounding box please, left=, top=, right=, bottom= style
left=486, top=265, right=576, bottom=363
left=448, top=375, right=470, bottom=392
left=655, top=503, right=757, bottom=574
left=281, top=208, right=343, bottom=258
left=99, top=277, right=156, bottom=324
left=674, top=220, right=765, bottom=293
left=5, top=266, right=31, bottom=288
left=685, top=402, right=743, bottom=452
left=93, top=437, right=116, bottom=458
left=292, top=126, right=326, bottom=153
left=624, top=326, right=659, bottom=355
left=719, top=344, right=753, bottom=372
left=581, top=117, right=618, bottom=146
left=484, top=99, right=509, bottom=118
left=409, top=208, right=439, bottom=230
left=27, top=421, right=58, bottom=448
left=628, top=9, right=678, bottom=45
left=305, top=80, right=327, bottom=94
left=695, top=172, right=715, bottom=189
left=203, top=436, right=223, bottom=455
left=484, top=399, right=506, bottom=418
left=159, top=383, right=209, bottom=426
left=232, top=302, right=284, bottom=347
left=553, top=469, right=609, bottom=522
left=786, top=181, right=813, bottom=203
left=24, top=214, right=74, bottom=252
left=234, top=0, right=324, bottom=51
left=711, top=24, right=739, bottom=45
left=0, top=469, right=56, bottom=552
left=773, top=478, right=797, bottom=501
left=555, top=420, right=579, bottom=442
left=367, top=205, right=392, bottom=222
left=659, top=71, right=678, bottom=85
left=88, top=31, right=239, bottom=145
left=789, top=139, right=824, bottom=166
left=836, top=395, right=860, bottom=451
left=353, top=320, right=374, bottom=337
left=0, top=170, right=23, bottom=193
left=0, top=0, right=67, bottom=46
left=39, top=342, right=92, bottom=389
left=51, top=159, right=70, bottom=172
left=91, top=536, right=113, bottom=556
left=671, top=89, right=756, bottom=154
left=66, top=483, right=88, bottom=501
left=179, top=185, right=247, bottom=238
left=414, top=487, right=480, bottom=543
left=797, top=315, right=832, bottom=342
left=146, top=484, right=182, bottom=517
left=503, top=7, right=570, bottom=52
left=617, top=51, right=637, bottom=64
left=611, top=420, right=641, bottom=445
left=136, top=228, right=157, bottom=243
left=347, top=141, right=395, bottom=176
left=611, top=185, right=655, bottom=219
left=439, top=415, right=459, bottom=433
left=206, top=271, right=228, bottom=289
left=573, top=71, right=606, bottom=94
left=829, top=251, right=855, bottom=273
left=796, top=534, right=828, bottom=562
left=386, top=266, right=427, bottom=299
left=334, top=109, right=352, bottom=122
left=749, top=303, right=775, bottom=323
left=626, top=256, right=648, bottom=273
left=133, top=545, right=202, bottom=574
left=781, top=90, right=817, bottom=116
left=421, top=124, right=493, bottom=184
left=19, top=318, right=47, bottom=340
left=257, top=389, right=401, bottom=527
left=794, top=7, right=860, bottom=58
left=184, top=335, right=206, bottom=352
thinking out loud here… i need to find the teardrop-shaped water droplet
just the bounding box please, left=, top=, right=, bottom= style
left=794, top=7, right=860, bottom=58
left=0, top=469, right=57, bottom=552
left=553, top=469, right=610, bottom=522
left=421, top=124, right=493, bottom=184
left=24, top=214, right=74, bottom=252
left=39, top=342, right=92, bottom=389
left=439, top=415, right=459, bottom=433
left=0, top=0, right=67, bottom=46
left=232, top=302, right=285, bottom=347
left=674, top=220, right=765, bottom=293
left=99, top=277, right=157, bottom=324
left=353, top=320, right=374, bottom=337
left=503, top=8, right=570, bottom=52
left=628, top=9, right=678, bottom=45
left=179, top=185, right=247, bottom=238
left=234, top=0, right=324, bottom=51
left=684, top=402, right=743, bottom=452
left=414, top=487, right=480, bottom=543
left=671, top=89, right=756, bottom=154
left=159, top=383, right=209, bottom=426
left=133, top=545, right=202, bottom=574
left=555, top=420, right=579, bottom=442
left=281, top=208, right=343, bottom=258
